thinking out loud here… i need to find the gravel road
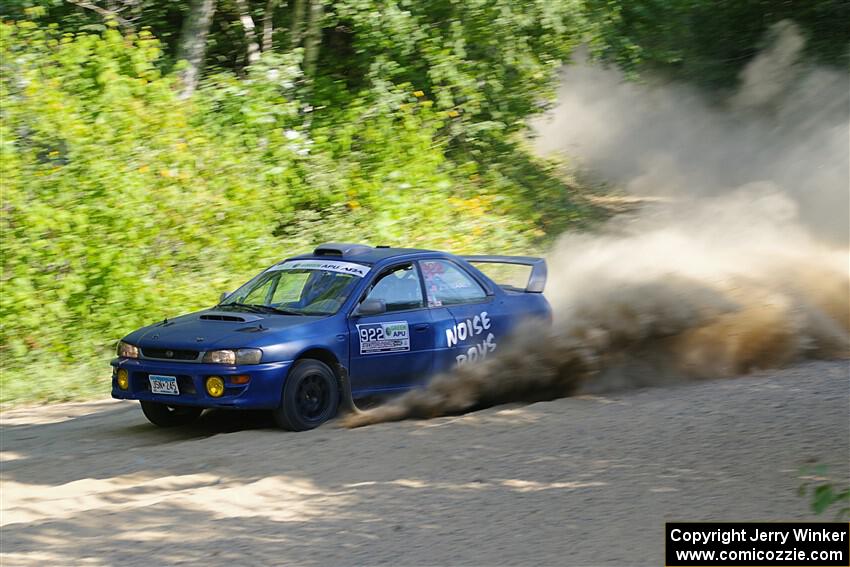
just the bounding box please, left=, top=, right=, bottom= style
left=1, top=360, right=847, bottom=566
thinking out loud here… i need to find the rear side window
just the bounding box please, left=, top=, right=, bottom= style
left=420, top=259, right=487, bottom=307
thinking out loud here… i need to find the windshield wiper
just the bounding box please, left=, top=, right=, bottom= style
left=216, top=302, right=268, bottom=314
left=249, top=305, right=306, bottom=316
left=220, top=302, right=305, bottom=316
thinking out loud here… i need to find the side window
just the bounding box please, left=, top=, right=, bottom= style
left=363, top=263, right=425, bottom=312
left=420, top=259, right=487, bottom=307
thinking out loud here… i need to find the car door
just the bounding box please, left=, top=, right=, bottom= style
left=347, top=262, right=435, bottom=395
left=419, top=258, right=510, bottom=370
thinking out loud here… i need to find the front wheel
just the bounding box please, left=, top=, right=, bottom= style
left=272, top=359, right=339, bottom=431
left=140, top=401, right=203, bottom=427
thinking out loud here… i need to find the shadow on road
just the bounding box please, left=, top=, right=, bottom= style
left=1, top=402, right=282, bottom=485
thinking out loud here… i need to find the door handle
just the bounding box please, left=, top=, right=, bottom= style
left=414, top=323, right=430, bottom=332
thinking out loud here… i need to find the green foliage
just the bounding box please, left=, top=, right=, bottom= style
left=798, top=465, right=850, bottom=520
left=323, top=0, right=583, bottom=133
left=584, top=0, right=850, bottom=90
left=0, top=21, right=584, bottom=403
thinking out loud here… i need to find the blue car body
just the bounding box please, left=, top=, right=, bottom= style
left=111, top=243, right=551, bottom=414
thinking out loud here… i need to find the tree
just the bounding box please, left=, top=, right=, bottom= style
left=176, top=0, right=217, bottom=97
left=65, top=0, right=134, bottom=30
left=263, top=0, right=278, bottom=52
left=234, top=0, right=261, bottom=65
left=303, top=0, right=324, bottom=78
left=290, top=0, right=307, bottom=48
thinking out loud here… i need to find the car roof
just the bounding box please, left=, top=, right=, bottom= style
left=288, top=242, right=448, bottom=265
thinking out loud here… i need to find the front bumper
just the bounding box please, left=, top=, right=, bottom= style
left=110, top=357, right=292, bottom=409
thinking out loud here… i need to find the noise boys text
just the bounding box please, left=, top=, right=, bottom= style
left=445, top=311, right=496, bottom=365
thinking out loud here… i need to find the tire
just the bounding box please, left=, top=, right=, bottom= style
left=140, top=401, right=203, bottom=427
left=272, top=359, right=340, bottom=431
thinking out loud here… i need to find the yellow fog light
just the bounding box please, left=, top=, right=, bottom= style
left=117, top=368, right=129, bottom=390
left=206, top=376, right=225, bottom=398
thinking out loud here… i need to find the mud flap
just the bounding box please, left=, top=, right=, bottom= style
left=336, top=364, right=365, bottom=415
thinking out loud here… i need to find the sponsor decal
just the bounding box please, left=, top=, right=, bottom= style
left=269, top=260, right=370, bottom=278
left=422, top=259, right=481, bottom=306
left=357, top=321, right=410, bottom=354
left=423, top=260, right=446, bottom=306
left=446, top=311, right=497, bottom=365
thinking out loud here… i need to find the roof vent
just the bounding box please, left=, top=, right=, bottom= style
left=313, top=243, right=372, bottom=256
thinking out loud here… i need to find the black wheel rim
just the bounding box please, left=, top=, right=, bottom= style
left=296, top=374, right=330, bottom=421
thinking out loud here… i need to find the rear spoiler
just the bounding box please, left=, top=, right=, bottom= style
left=462, top=255, right=547, bottom=293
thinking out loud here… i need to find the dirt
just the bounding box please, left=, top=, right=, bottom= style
left=1, top=360, right=848, bottom=566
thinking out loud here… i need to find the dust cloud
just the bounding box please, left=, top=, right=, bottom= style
left=534, top=21, right=848, bottom=245
left=342, top=22, right=849, bottom=428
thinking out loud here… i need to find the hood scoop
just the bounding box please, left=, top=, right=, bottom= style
left=201, top=314, right=246, bottom=322
left=199, top=311, right=265, bottom=323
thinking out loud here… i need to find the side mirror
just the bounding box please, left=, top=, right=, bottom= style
left=355, top=298, right=386, bottom=316
left=219, top=291, right=230, bottom=303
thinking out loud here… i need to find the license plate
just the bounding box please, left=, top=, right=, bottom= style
left=149, top=374, right=179, bottom=395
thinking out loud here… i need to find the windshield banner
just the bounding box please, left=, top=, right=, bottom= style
left=269, top=260, right=370, bottom=278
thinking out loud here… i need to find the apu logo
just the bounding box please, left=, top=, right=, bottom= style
left=446, top=311, right=497, bottom=365
left=383, top=323, right=408, bottom=338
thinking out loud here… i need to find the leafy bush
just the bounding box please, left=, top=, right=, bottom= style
left=799, top=465, right=850, bottom=520
left=0, top=22, right=585, bottom=403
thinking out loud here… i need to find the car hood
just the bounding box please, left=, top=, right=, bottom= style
left=126, top=308, right=326, bottom=352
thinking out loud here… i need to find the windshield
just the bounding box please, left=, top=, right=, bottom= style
left=221, top=260, right=369, bottom=315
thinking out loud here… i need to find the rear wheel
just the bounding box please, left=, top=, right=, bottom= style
left=140, top=401, right=203, bottom=427
left=273, top=359, right=339, bottom=431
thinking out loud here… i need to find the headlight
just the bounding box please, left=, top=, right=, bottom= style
left=202, top=348, right=262, bottom=365
left=117, top=341, right=139, bottom=359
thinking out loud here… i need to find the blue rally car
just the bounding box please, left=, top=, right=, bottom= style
left=112, top=243, right=550, bottom=430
